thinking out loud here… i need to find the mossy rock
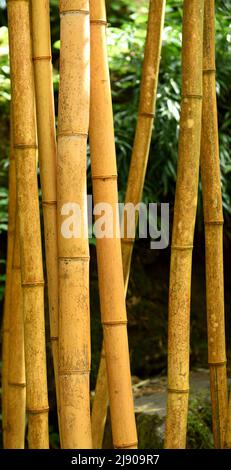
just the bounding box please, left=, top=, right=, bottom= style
left=136, top=413, right=164, bottom=449
left=187, top=394, right=213, bottom=449
left=102, top=410, right=164, bottom=449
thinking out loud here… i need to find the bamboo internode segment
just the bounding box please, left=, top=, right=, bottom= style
left=30, top=0, right=60, bottom=436
left=89, top=0, right=137, bottom=450
left=200, top=0, right=228, bottom=449
left=5, top=215, right=26, bottom=449
left=57, top=0, right=92, bottom=449
left=2, top=119, right=16, bottom=448
left=165, top=0, right=204, bottom=449
left=7, top=0, right=49, bottom=448
left=91, top=0, right=166, bottom=449
left=91, top=350, right=108, bottom=449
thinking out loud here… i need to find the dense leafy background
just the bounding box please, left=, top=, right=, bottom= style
left=0, top=0, right=230, bottom=243
left=0, top=0, right=230, bottom=329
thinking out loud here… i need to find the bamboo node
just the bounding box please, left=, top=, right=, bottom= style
left=114, top=441, right=138, bottom=449
left=59, top=369, right=90, bottom=376
left=90, top=19, right=107, bottom=26
left=33, top=56, right=52, bottom=62
left=14, top=144, right=38, bottom=150
left=102, top=320, right=128, bottom=326
left=42, top=200, right=57, bottom=207
left=60, top=9, right=89, bottom=16
left=58, top=131, right=88, bottom=138
left=204, top=219, right=224, bottom=226
left=8, top=382, right=26, bottom=388
left=50, top=336, right=58, bottom=342
left=138, top=111, right=155, bottom=118
left=171, top=244, right=193, bottom=251
left=203, top=68, right=216, bottom=74
left=59, top=256, right=90, bottom=261
left=27, top=407, right=49, bottom=415
left=22, top=280, right=45, bottom=287
left=92, top=174, right=118, bottom=181
left=7, top=0, right=29, bottom=3
left=182, top=94, right=202, bottom=100
left=167, top=388, right=189, bottom=394
left=208, top=360, right=227, bottom=367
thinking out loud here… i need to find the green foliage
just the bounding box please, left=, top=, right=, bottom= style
left=0, top=0, right=230, bottom=228
left=105, top=0, right=231, bottom=232
left=187, top=395, right=213, bottom=449
left=0, top=0, right=230, bottom=258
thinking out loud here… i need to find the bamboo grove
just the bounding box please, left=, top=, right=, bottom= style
left=0, top=0, right=230, bottom=449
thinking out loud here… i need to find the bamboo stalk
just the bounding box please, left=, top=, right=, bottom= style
left=122, top=0, right=166, bottom=292
left=91, top=346, right=108, bottom=449
left=7, top=0, right=49, bottom=448
left=2, top=115, right=16, bottom=447
left=57, top=0, right=92, bottom=449
left=200, top=0, right=228, bottom=449
left=89, top=0, right=137, bottom=450
left=91, top=0, right=166, bottom=449
left=164, top=0, right=204, bottom=449
left=5, top=214, right=26, bottom=449
left=30, top=0, right=60, bottom=432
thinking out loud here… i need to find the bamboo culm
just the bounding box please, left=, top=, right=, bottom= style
left=5, top=214, right=26, bottom=449
left=165, top=0, right=204, bottom=449
left=57, top=0, right=92, bottom=449
left=91, top=0, right=166, bottom=449
left=30, top=0, right=60, bottom=437
left=200, top=0, right=228, bottom=448
left=2, top=116, right=16, bottom=447
left=7, top=0, right=49, bottom=448
left=90, top=0, right=137, bottom=450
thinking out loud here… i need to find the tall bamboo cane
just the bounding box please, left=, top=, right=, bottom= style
left=165, top=0, right=204, bottom=449
left=30, top=0, right=60, bottom=428
left=5, top=214, right=26, bottom=449
left=122, top=0, right=166, bottom=292
left=91, top=0, right=166, bottom=449
left=7, top=0, right=49, bottom=448
left=89, top=0, right=137, bottom=450
left=200, top=0, right=228, bottom=449
left=2, top=116, right=16, bottom=447
left=57, top=0, right=92, bottom=449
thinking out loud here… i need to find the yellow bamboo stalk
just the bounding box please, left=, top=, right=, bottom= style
left=91, top=0, right=166, bottom=449
left=57, top=0, right=92, bottom=449
left=200, top=0, right=228, bottom=449
left=122, top=0, right=166, bottom=292
left=5, top=214, right=26, bottom=449
left=2, top=114, right=16, bottom=447
left=30, top=0, right=60, bottom=430
left=164, top=0, right=204, bottom=449
left=7, top=0, right=49, bottom=448
left=89, top=0, right=137, bottom=450
left=91, top=346, right=108, bottom=449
